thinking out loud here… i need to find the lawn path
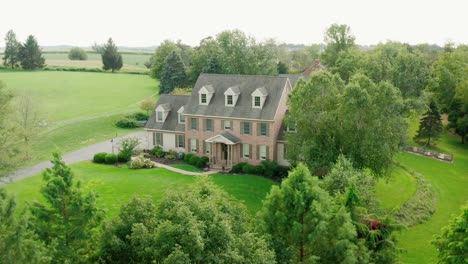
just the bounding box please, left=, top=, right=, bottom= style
left=153, top=162, right=220, bottom=176
left=1, top=131, right=149, bottom=186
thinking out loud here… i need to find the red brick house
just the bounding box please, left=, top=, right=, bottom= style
left=145, top=71, right=316, bottom=169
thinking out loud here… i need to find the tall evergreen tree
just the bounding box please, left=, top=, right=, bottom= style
left=101, top=38, right=123, bottom=73
left=159, top=51, right=186, bottom=94
left=31, top=153, right=103, bottom=264
left=260, top=163, right=368, bottom=263
left=414, top=99, right=443, bottom=146
left=2, top=30, right=21, bottom=68
left=19, top=35, right=45, bottom=70
left=201, top=56, right=222, bottom=74
left=0, top=189, right=50, bottom=264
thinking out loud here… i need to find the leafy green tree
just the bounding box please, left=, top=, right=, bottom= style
left=331, top=48, right=364, bottom=83
left=0, top=189, right=50, bottom=264
left=159, top=51, right=186, bottom=94
left=19, top=35, right=45, bottom=70
left=2, top=30, right=21, bottom=68
left=139, top=97, right=156, bottom=115
left=433, top=204, right=468, bottom=264
left=287, top=71, right=406, bottom=176
left=202, top=56, right=223, bottom=74
left=0, top=81, right=22, bottom=175
left=31, top=153, right=103, bottom=263
left=150, top=40, right=182, bottom=79
left=321, top=24, right=356, bottom=68
left=68, top=47, right=88, bottom=60
left=98, top=178, right=275, bottom=263
left=414, top=99, right=443, bottom=146
left=277, top=61, right=289, bottom=74
left=118, top=136, right=140, bottom=160
left=101, top=38, right=123, bottom=73
left=260, top=163, right=367, bottom=263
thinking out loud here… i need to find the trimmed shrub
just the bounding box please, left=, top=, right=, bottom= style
left=131, top=112, right=149, bottom=121
left=151, top=146, right=165, bottom=158
left=262, top=160, right=279, bottom=178
left=116, top=117, right=138, bottom=128
left=165, top=150, right=177, bottom=160
left=117, top=152, right=130, bottom=163
left=254, top=165, right=265, bottom=175
left=184, top=153, right=194, bottom=163
left=189, top=155, right=200, bottom=166
left=242, top=164, right=256, bottom=174
left=231, top=162, right=247, bottom=173
left=93, top=152, right=107, bottom=164
left=128, top=154, right=155, bottom=169
left=104, top=154, right=118, bottom=164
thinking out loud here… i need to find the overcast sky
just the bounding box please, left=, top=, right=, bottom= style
left=0, top=0, right=467, bottom=47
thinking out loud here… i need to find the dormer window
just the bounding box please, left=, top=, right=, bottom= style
left=156, top=111, right=163, bottom=122
left=155, top=103, right=171, bottom=123
left=251, top=87, right=268, bottom=109
left=177, top=106, right=185, bottom=124
left=254, top=96, right=261, bottom=107
left=224, top=86, right=240, bottom=107
left=198, top=85, right=215, bottom=105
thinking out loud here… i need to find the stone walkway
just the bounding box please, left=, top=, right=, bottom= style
left=152, top=162, right=220, bottom=176
left=0, top=131, right=149, bottom=186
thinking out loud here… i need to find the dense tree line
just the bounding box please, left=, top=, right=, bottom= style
left=2, top=30, right=45, bottom=70
left=0, top=154, right=402, bottom=263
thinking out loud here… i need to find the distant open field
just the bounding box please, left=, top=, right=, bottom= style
left=42, top=52, right=152, bottom=72
left=0, top=70, right=158, bottom=165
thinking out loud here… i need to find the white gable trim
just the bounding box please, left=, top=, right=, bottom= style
left=205, top=134, right=237, bottom=145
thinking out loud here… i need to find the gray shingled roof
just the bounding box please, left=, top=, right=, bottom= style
left=221, top=131, right=241, bottom=144
left=145, top=94, right=190, bottom=132
left=184, top=74, right=289, bottom=120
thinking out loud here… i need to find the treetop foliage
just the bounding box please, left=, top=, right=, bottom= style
left=101, top=38, right=123, bottom=73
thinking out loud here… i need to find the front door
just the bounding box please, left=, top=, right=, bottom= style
left=221, top=144, right=228, bottom=160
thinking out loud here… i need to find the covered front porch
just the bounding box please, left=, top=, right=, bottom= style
left=205, top=131, right=241, bottom=170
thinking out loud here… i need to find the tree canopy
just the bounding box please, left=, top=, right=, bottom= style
left=287, top=71, right=407, bottom=176
left=159, top=51, right=186, bottom=94
left=19, top=35, right=45, bottom=70
left=101, top=38, right=123, bottom=73
left=2, top=30, right=21, bottom=68
left=414, top=99, right=443, bottom=146
left=68, top=47, right=88, bottom=60
left=321, top=24, right=356, bottom=68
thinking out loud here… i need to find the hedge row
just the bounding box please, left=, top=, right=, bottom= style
left=231, top=160, right=289, bottom=181
left=116, top=112, right=149, bottom=128
left=93, top=152, right=118, bottom=164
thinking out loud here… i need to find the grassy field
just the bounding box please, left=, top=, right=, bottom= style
left=376, top=128, right=468, bottom=263
left=42, top=52, right=152, bottom=72
left=0, top=70, right=157, bottom=166
left=3, top=162, right=275, bottom=216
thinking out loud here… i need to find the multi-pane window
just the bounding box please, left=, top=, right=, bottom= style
left=179, top=113, right=185, bottom=124
left=205, top=141, right=211, bottom=154
left=201, top=93, right=207, bottom=104
left=205, top=119, right=213, bottom=131
left=227, top=95, right=233, bottom=105
left=259, top=145, right=267, bottom=160
left=259, top=123, right=268, bottom=136
left=190, top=118, right=197, bottom=130
left=242, top=122, right=251, bottom=135
left=154, top=132, right=162, bottom=146
left=254, top=96, right=261, bottom=107
left=177, top=134, right=185, bottom=148
left=223, top=120, right=232, bottom=130
left=242, top=144, right=250, bottom=159
left=190, top=138, right=197, bottom=152
left=156, top=111, right=163, bottom=122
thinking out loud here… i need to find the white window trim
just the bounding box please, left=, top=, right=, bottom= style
left=224, top=120, right=232, bottom=130
left=259, top=145, right=267, bottom=161
left=177, top=107, right=185, bottom=124
left=205, top=142, right=211, bottom=154
left=242, top=143, right=250, bottom=159
left=156, top=111, right=164, bottom=122
left=226, top=95, right=234, bottom=106
left=190, top=139, right=197, bottom=153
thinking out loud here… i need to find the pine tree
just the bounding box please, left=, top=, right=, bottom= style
left=202, top=56, right=222, bottom=74
left=414, top=99, right=443, bottom=146
left=159, top=51, right=186, bottom=94
left=260, top=163, right=366, bottom=263
left=31, top=153, right=102, bottom=263
left=19, top=35, right=45, bottom=70
left=101, top=38, right=123, bottom=73
left=2, top=30, right=21, bottom=68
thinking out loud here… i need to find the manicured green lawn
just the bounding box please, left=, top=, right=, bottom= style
left=375, top=165, right=417, bottom=210
left=3, top=162, right=275, bottom=217
left=0, top=70, right=158, bottom=166
left=169, top=163, right=203, bottom=172
left=395, top=131, right=468, bottom=264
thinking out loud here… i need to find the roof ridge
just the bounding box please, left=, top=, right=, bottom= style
left=160, top=94, right=191, bottom=98
left=200, top=73, right=288, bottom=79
